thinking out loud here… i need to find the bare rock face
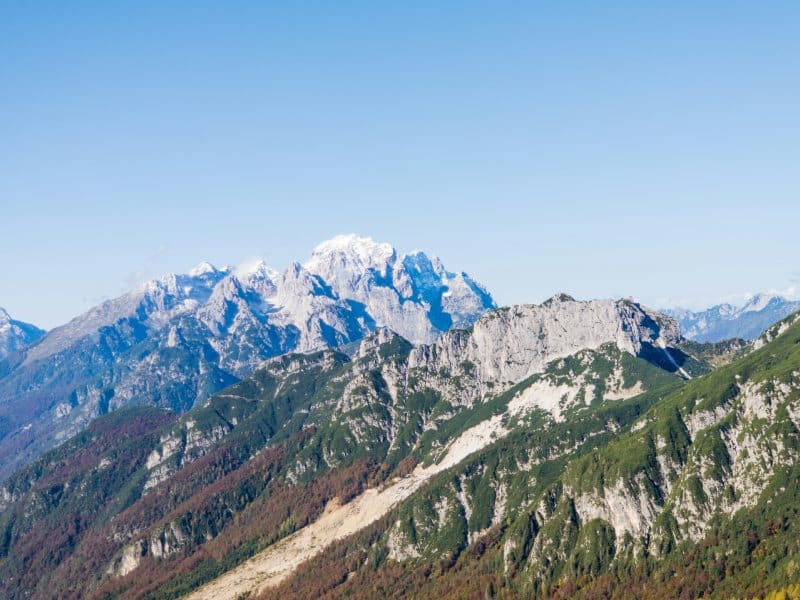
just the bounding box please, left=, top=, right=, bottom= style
left=410, top=294, right=680, bottom=386
left=303, top=234, right=495, bottom=344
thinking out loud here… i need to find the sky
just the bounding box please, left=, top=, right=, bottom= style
left=2, top=1, right=799, bottom=329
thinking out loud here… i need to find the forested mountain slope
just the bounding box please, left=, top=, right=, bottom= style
left=256, top=312, right=800, bottom=600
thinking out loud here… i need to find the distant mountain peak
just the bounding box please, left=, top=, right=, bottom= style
left=302, top=234, right=495, bottom=342
left=665, top=292, right=800, bottom=342
left=305, top=234, right=397, bottom=275
left=544, top=292, right=576, bottom=305
left=188, top=261, right=220, bottom=277
left=233, top=258, right=279, bottom=283
left=310, top=233, right=391, bottom=254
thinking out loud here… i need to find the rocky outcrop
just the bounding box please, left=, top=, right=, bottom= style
left=410, top=295, right=680, bottom=388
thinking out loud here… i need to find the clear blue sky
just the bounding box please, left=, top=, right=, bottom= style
left=2, top=1, right=799, bottom=328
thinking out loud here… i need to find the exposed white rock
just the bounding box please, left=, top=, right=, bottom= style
left=434, top=497, right=450, bottom=529
left=387, top=522, right=422, bottom=561
left=108, top=540, right=146, bottom=577
left=684, top=403, right=730, bottom=440
left=572, top=476, right=660, bottom=541
left=410, top=295, right=679, bottom=392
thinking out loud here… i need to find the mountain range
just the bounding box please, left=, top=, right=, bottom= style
left=0, top=292, right=705, bottom=598
left=0, top=236, right=799, bottom=599
left=0, top=235, right=494, bottom=479
left=1, top=288, right=796, bottom=599
left=665, top=293, right=800, bottom=342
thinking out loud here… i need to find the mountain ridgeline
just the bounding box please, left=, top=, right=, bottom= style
left=0, top=235, right=494, bottom=479
left=0, top=291, right=758, bottom=599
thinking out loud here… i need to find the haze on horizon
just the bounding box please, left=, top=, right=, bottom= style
left=2, top=2, right=799, bottom=329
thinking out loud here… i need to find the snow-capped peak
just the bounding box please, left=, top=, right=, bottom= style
left=299, top=234, right=495, bottom=343
left=0, top=307, right=9, bottom=323
left=740, top=292, right=780, bottom=314
left=21, top=235, right=495, bottom=366
left=189, top=261, right=219, bottom=277
left=233, top=257, right=279, bottom=281
left=305, top=234, right=396, bottom=275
